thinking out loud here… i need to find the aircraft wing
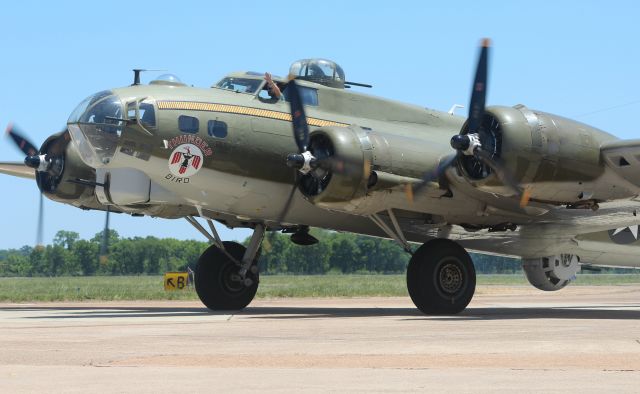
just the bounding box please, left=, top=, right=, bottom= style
left=0, top=161, right=35, bottom=180
left=525, top=200, right=640, bottom=236
left=601, top=139, right=640, bottom=188
left=429, top=200, right=640, bottom=268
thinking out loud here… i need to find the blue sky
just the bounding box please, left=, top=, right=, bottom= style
left=1, top=1, right=639, bottom=248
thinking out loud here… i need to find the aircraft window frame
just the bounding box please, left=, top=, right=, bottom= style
left=127, top=102, right=136, bottom=120
left=68, top=90, right=115, bottom=123
left=178, top=115, right=199, bottom=134
left=215, top=77, right=262, bottom=95
left=258, top=84, right=318, bottom=106
left=207, top=120, right=228, bottom=138
left=285, top=85, right=318, bottom=106
left=258, top=81, right=284, bottom=102
left=139, top=102, right=156, bottom=128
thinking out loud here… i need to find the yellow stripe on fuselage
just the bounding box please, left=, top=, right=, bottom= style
left=157, top=101, right=348, bottom=128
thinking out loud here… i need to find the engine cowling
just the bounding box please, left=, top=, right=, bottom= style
left=522, top=254, right=580, bottom=291
left=298, top=125, right=443, bottom=213
left=38, top=131, right=101, bottom=210
left=458, top=105, right=623, bottom=203
left=298, top=126, right=370, bottom=204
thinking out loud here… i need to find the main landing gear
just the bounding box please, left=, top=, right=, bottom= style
left=188, top=209, right=477, bottom=314
left=186, top=215, right=265, bottom=311
left=406, top=239, right=476, bottom=314
left=195, top=240, right=261, bottom=310
left=368, top=211, right=476, bottom=315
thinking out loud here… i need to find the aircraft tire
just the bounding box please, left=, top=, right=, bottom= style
left=406, top=239, right=476, bottom=315
left=195, top=241, right=259, bottom=311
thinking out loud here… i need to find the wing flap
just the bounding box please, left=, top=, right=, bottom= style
left=0, top=161, right=36, bottom=180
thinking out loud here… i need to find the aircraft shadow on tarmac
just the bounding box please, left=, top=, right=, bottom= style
left=2, top=304, right=640, bottom=320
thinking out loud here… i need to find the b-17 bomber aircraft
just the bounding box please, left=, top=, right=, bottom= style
left=3, top=39, right=640, bottom=314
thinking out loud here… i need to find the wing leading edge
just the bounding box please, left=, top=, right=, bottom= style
left=0, top=161, right=35, bottom=180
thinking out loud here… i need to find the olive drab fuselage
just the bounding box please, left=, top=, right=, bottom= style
left=54, top=68, right=640, bottom=265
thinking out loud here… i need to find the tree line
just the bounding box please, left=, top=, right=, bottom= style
left=0, top=229, right=525, bottom=277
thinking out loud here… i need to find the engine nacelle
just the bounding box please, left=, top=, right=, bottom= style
left=38, top=131, right=101, bottom=210
left=298, top=125, right=442, bottom=213
left=458, top=105, right=625, bottom=203
left=298, top=126, right=370, bottom=205
left=522, top=254, right=580, bottom=291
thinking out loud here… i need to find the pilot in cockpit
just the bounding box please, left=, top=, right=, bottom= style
left=264, top=72, right=282, bottom=100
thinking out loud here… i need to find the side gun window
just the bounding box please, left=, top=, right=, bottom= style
left=179, top=115, right=199, bottom=133
left=208, top=120, right=228, bottom=138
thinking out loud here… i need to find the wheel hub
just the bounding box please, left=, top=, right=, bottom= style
left=220, top=263, right=246, bottom=294
left=438, top=262, right=464, bottom=294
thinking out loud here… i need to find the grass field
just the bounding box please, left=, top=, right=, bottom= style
left=1, top=274, right=640, bottom=302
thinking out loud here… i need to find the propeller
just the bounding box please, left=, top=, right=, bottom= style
left=6, top=123, right=46, bottom=247
left=6, top=122, right=114, bottom=251
left=99, top=206, right=111, bottom=264
left=7, top=123, right=38, bottom=157
left=270, top=79, right=321, bottom=244
left=274, top=78, right=320, bottom=226
left=409, top=39, right=527, bottom=205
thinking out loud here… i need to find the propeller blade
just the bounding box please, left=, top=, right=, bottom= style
left=473, top=149, right=520, bottom=195
left=409, top=153, right=458, bottom=201
left=276, top=174, right=301, bottom=225
left=36, top=193, right=44, bottom=247
left=287, top=80, right=310, bottom=153
left=6, top=123, right=38, bottom=157
left=520, top=187, right=532, bottom=208
left=404, top=184, right=414, bottom=204
left=466, top=39, right=490, bottom=134
left=100, top=207, right=111, bottom=260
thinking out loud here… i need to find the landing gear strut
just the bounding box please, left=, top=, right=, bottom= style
left=406, top=239, right=476, bottom=314
left=188, top=216, right=265, bottom=311
left=195, top=241, right=260, bottom=310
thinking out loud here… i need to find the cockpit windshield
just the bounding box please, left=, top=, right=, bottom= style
left=67, top=91, right=124, bottom=168
left=215, top=77, right=262, bottom=94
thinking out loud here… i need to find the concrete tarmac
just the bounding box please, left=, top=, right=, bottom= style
left=1, top=285, right=640, bottom=393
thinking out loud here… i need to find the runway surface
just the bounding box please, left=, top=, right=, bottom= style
left=1, top=285, right=640, bottom=393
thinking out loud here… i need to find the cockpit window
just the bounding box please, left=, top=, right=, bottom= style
left=293, top=86, right=318, bottom=106
left=139, top=102, right=156, bottom=128
left=215, top=77, right=262, bottom=94
left=258, top=84, right=318, bottom=106
left=258, top=83, right=318, bottom=107
left=67, top=90, right=114, bottom=123
left=75, top=95, right=124, bottom=137
left=258, top=82, right=286, bottom=102
left=127, top=100, right=156, bottom=129
left=67, top=92, right=124, bottom=168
